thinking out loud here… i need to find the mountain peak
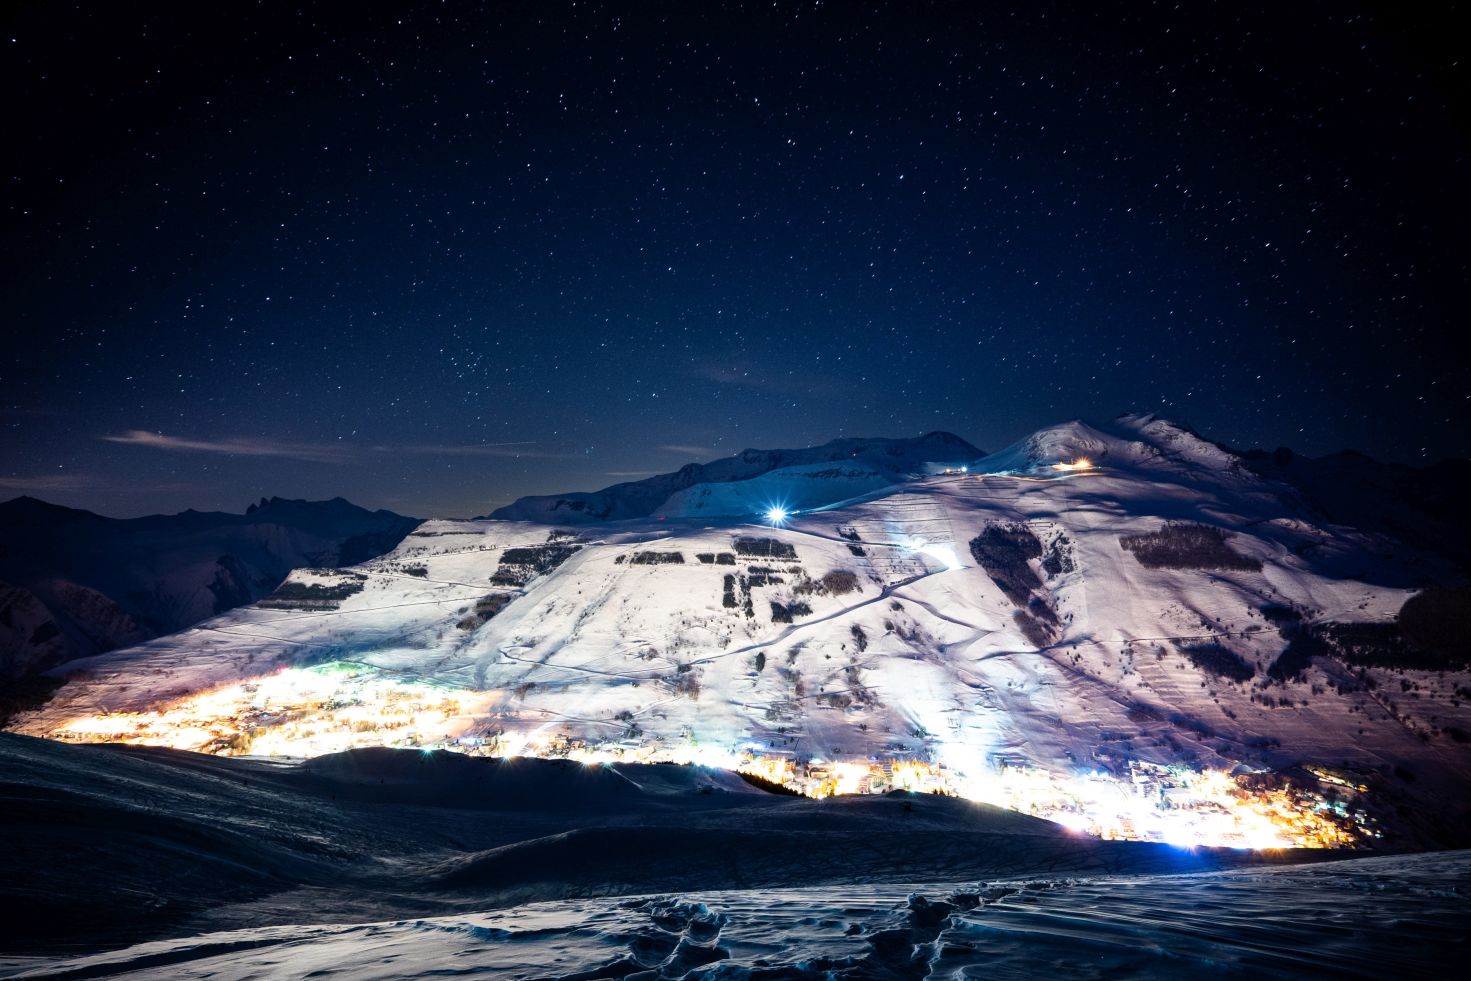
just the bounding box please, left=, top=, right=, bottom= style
left=0, top=496, right=102, bottom=526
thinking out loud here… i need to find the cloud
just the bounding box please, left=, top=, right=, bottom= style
left=604, top=470, right=659, bottom=477
left=658, top=444, right=716, bottom=458
left=102, top=431, right=567, bottom=465
left=0, top=473, right=94, bottom=492
left=102, top=430, right=350, bottom=464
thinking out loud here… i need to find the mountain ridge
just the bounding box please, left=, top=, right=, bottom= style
left=485, top=430, right=984, bottom=523
left=0, top=495, right=421, bottom=691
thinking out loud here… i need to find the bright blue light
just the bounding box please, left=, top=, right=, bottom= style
left=765, top=506, right=788, bottom=525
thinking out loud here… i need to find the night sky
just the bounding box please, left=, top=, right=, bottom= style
left=3, top=2, right=1465, bottom=518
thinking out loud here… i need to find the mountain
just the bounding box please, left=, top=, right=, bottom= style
left=0, top=496, right=421, bottom=691
left=9, top=418, right=1471, bottom=848
left=486, top=431, right=983, bottom=522
left=1240, top=446, right=1471, bottom=570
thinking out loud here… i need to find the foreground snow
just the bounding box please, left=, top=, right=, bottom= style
left=7, top=851, right=1467, bottom=979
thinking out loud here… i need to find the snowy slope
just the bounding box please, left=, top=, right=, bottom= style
left=10, top=417, right=1471, bottom=846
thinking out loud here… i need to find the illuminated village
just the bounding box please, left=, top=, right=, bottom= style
left=48, top=659, right=1374, bottom=851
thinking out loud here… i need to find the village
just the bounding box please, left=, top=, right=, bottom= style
left=47, top=657, right=1376, bottom=851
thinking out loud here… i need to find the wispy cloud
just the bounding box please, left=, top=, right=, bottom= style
left=102, top=430, right=568, bottom=464
left=658, top=444, right=716, bottom=458
left=102, top=430, right=350, bottom=464
left=0, top=473, right=94, bottom=492
left=605, top=470, right=659, bottom=477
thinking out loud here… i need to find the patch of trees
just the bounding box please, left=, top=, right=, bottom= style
left=969, top=524, right=1043, bottom=606
left=1266, top=631, right=1324, bottom=683
left=1179, top=642, right=1254, bottom=682
left=770, top=599, right=812, bottom=623
left=668, top=668, right=701, bottom=698
left=734, top=536, right=798, bottom=560
left=1118, top=523, right=1262, bottom=571
left=969, top=523, right=1060, bottom=648
left=696, top=552, right=737, bottom=565
left=722, top=574, right=755, bottom=617
left=259, top=572, right=367, bottom=609
left=456, top=593, right=513, bottom=631
left=746, top=568, right=787, bottom=587
left=490, top=544, right=581, bottom=585
left=1042, top=535, right=1076, bottom=577
left=628, top=551, right=685, bottom=565
left=1398, top=585, right=1471, bottom=667
left=1260, top=604, right=1301, bottom=627
left=1013, top=610, right=1052, bottom=648
left=1267, top=598, right=1468, bottom=681
left=795, top=569, right=860, bottom=597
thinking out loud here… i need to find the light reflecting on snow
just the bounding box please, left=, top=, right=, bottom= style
left=11, top=852, right=1466, bottom=980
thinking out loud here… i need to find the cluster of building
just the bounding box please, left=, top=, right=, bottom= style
left=49, top=662, right=495, bottom=758
left=46, top=661, right=1373, bottom=850
left=473, top=727, right=1373, bottom=850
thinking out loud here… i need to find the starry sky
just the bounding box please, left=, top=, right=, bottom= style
left=3, top=2, right=1466, bottom=518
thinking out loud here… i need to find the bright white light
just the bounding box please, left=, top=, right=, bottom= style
left=765, top=506, right=788, bottom=525
left=960, top=466, right=968, bottom=473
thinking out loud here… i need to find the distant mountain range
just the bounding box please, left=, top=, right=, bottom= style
left=0, top=496, right=420, bottom=692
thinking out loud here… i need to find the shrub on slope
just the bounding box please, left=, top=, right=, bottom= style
left=1119, top=523, right=1262, bottom=572
left=969, top=524, right=1044, bottom=607
left=1179, top=642, right=1255, bottom=683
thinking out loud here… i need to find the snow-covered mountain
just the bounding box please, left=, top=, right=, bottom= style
left=10, top=417, right=1471, bottom=847
left=0, top=496, right=421, bottom=689
left=487, top=431, right=983, bottom=522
